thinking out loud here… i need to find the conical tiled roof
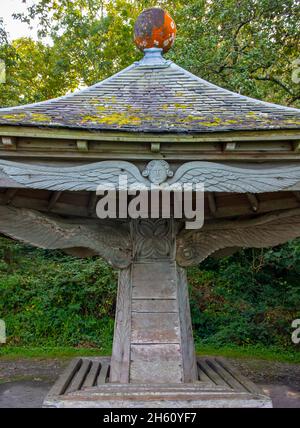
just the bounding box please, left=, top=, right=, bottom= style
left=0, top=48, right=299, bottom=134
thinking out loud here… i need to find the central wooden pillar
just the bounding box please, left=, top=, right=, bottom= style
left=110, top=219, right=197, bottom=384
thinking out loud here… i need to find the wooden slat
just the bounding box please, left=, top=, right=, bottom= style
left=82, top=361, right=101, bottom=389
left=207, top=359, right=246, bottom=392
left=97, top=361, right=110, bottom=386
left=47, top=358, right=82, bottom=397
left=197, top=362, right=215, bottom=384
left=65, top=359, right=92, bottom=393
left=217, top=357, right=263, bottom=395
left=197, top=359, right=228, bottom=387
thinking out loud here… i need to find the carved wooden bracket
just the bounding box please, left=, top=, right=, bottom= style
left=176, top=208, right=300, bottom=266
left=0, top=206, right=300, bottom=269
left=0, top=205, right=132, bottom=269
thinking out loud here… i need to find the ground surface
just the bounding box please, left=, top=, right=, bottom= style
left=0, top=357, right=299, bottom=408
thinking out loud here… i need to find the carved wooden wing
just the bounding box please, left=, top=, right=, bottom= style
left=0, top=206, right=132, bottom=268
left=177, top=210, right=300, bottom=266
left=169, top=162, right=300, bottom=193
left=0, top=160, right=148, bottom=191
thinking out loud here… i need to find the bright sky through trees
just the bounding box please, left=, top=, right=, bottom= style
left=0, top=0, right=38, bottom=40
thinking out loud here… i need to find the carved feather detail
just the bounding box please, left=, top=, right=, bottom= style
left=169, top=162, right=300, bottom=193
left=1, top=160, right=300, bottom=193
left=0, top=206, right=132, bottom=268
left=177, top=211, right=300, bottom=266
left=0, top=160, right=148, bottom=191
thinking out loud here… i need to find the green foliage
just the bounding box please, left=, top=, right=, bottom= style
left=0, top=237, right=299, bottom=357
left=188, top=242, right=300, bottom=350
left=0, top=238, right=116, bottom=351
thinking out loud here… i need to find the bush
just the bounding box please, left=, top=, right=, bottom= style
left=0, top=236, right=299, bottom=353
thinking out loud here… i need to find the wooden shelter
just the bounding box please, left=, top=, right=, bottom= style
left=0, top=8, right=300, bottom=407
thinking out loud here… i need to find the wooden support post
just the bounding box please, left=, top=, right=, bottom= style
left=3, top=189, right=18, bottom=205
left=76, top=140, right=89, bottom=152
left=247, top=193, right=259, bottom=212
left=224, top=142, right=237, bottom=152
left=208, top=193, right=217, bottom=216
left=293, top=141, right=300, bottom=152
left=48, top=191, right=62, bottom=211
left=1, top=137, right=17, bottom=150
left=293, top=191, right=300, bottom=202
left=87, top=193, right=98, bottom=217
left=110, top=219, right=198, bottom=384
left=151, top=143, right=161, bottom=153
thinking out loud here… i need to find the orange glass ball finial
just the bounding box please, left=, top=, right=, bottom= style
left=134, top=8, right=176, bottom=54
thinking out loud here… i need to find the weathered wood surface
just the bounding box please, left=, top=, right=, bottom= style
left=109, top=219, right=198, bottom=384
left=1, top=124, right=299, bottom=142
left=132, top=262, right=177, bottom=299
left=1, top=205, right=300, bottom=269
left=177, top=266, right=198, bottom=383
left=0, top=205, right=132, bottom=269
left=131, top=299, right=177, bottom=313
left=1, top=187, right=300, bottom=221
left=177, top=208, right=300, bottom=266
left=110, top=267, right=132, bottom=384
left=131, top=312, right=180, bottom=343
left=43, top=356, right=272, bottom=408
left=130, top=344, right=183, bottom=384
left=2, top=158, right=300, bottom=193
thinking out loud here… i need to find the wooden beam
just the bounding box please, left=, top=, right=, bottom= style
left=208, top=193, right=217, bottom=216
left=246, top=193, right=259, bottom=212
left=293, top=191, right=300, bottom=202
left=1, top=136, right=16, bottom=149
left=47, top=191, right=62, bottom=211
left=224, top=142, right=237, bottom=151
left=87, top=193, right=98, bottom=216
left=150, top=143, right=160, bottom=153
left=1, top=125, right=300, bottom=143
left=3, top=189, right=17, bottom=204
left=294, top=141, right=300, bottom=152
left=76, top=140, right=89, bottom=152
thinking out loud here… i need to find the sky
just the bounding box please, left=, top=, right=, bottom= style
left=0, top=0, right=39, bottom=40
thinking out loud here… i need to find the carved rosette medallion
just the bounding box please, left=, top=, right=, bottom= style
left=132, top=218, right=175, bottom=260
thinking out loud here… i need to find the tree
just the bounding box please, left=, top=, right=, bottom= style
left=0, top=0, right=299, bottom=108
left=172, top=0, right=300, bottom=107
left=0, top=37, right=81, bottom=107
